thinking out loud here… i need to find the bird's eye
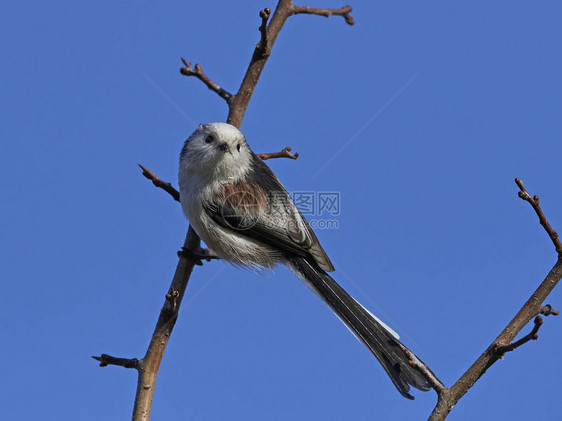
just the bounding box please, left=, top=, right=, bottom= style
left=236, top=143, right=241, bottom=152
left=205, top=135, right=214, bottom=144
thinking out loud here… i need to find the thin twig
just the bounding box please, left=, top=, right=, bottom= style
left=540, top=304, right=559, bottom=316
left=92, top=354, right=139, bottom=369
left=293, top=4, right=354, bottom=25
left=138, top=164, right=180, bottom=202
left=257, top=146, right=299, bottom=160
left=180, top=59, right=233, bottom=103
left=515, top=178, right=562, bottom=255
left=495, top=316, right=543, bottom=355
left=398, top=344, right=446, bottom=394
left=131, top=227, right=201, bottom=420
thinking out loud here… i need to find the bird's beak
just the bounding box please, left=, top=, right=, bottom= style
left=216, top=142, right=229, bottom=153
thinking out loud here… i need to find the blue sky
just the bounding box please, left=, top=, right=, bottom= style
left=2, top=1, right=561, bottom=420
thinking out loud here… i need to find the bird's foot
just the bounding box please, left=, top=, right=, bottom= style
left=178, top=247, right=219, bottom=265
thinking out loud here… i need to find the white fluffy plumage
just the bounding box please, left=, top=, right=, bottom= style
left=178, top=122, right=430, bottom=399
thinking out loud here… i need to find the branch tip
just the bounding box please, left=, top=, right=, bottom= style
left=257, top=146, right=299, bottom=160
left=515, top=178, right=562, bottom=255
left=92, top=354, right=139, bottom=369
left=540, top=304, right=559, bottom=316
left=257, top=8, right=272, bottom=55
left=138, top=164, right=180, bottom=202
left=180, top=58, right=233, bottom=103
left=293, top=4, right=354, bottom=25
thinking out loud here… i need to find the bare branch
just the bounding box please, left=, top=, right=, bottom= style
left=515, top=178, right=562, bottom=255
left=138, top=164, right=180, bottom=202
left=257, top=146, right=299, bottom=160
left=293, top=4, right=354, bottom=25
left=178, top=2, right=355, bottom=127
left=180, top=59, right=233, bottom=103
left=427, top=179, right=562, bottom=421
left=92, top=354, right=139, bottom=369
left=494, top=316, right=543, bottom=355
left=131, top=226, right=201, bottom=420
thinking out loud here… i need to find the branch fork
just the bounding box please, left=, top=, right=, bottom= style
left=426, top=179, right=562, bottom=421
left=181, top=1, right=354, bottom=128
left=493, top=304, right=559, bottom=357
left=494, top=316, right=543, bottom=356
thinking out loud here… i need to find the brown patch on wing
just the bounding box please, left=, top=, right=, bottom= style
left=219, top=181, right=268, bottom=213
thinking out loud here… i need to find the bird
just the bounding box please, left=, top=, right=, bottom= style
left=178, top=122, right=430, bottom=399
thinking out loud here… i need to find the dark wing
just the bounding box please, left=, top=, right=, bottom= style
left=204, top=201, right=309, bottom=258
left=204, top=153, right=334, bottom=272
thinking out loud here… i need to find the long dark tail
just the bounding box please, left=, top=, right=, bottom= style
left=287, top=256, right=430, bottom=400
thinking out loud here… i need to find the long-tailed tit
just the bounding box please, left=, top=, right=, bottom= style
left=178, top=122, right=429, bottom=399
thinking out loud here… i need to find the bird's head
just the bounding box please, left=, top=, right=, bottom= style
left=179, top=122, right=252, bottom=182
